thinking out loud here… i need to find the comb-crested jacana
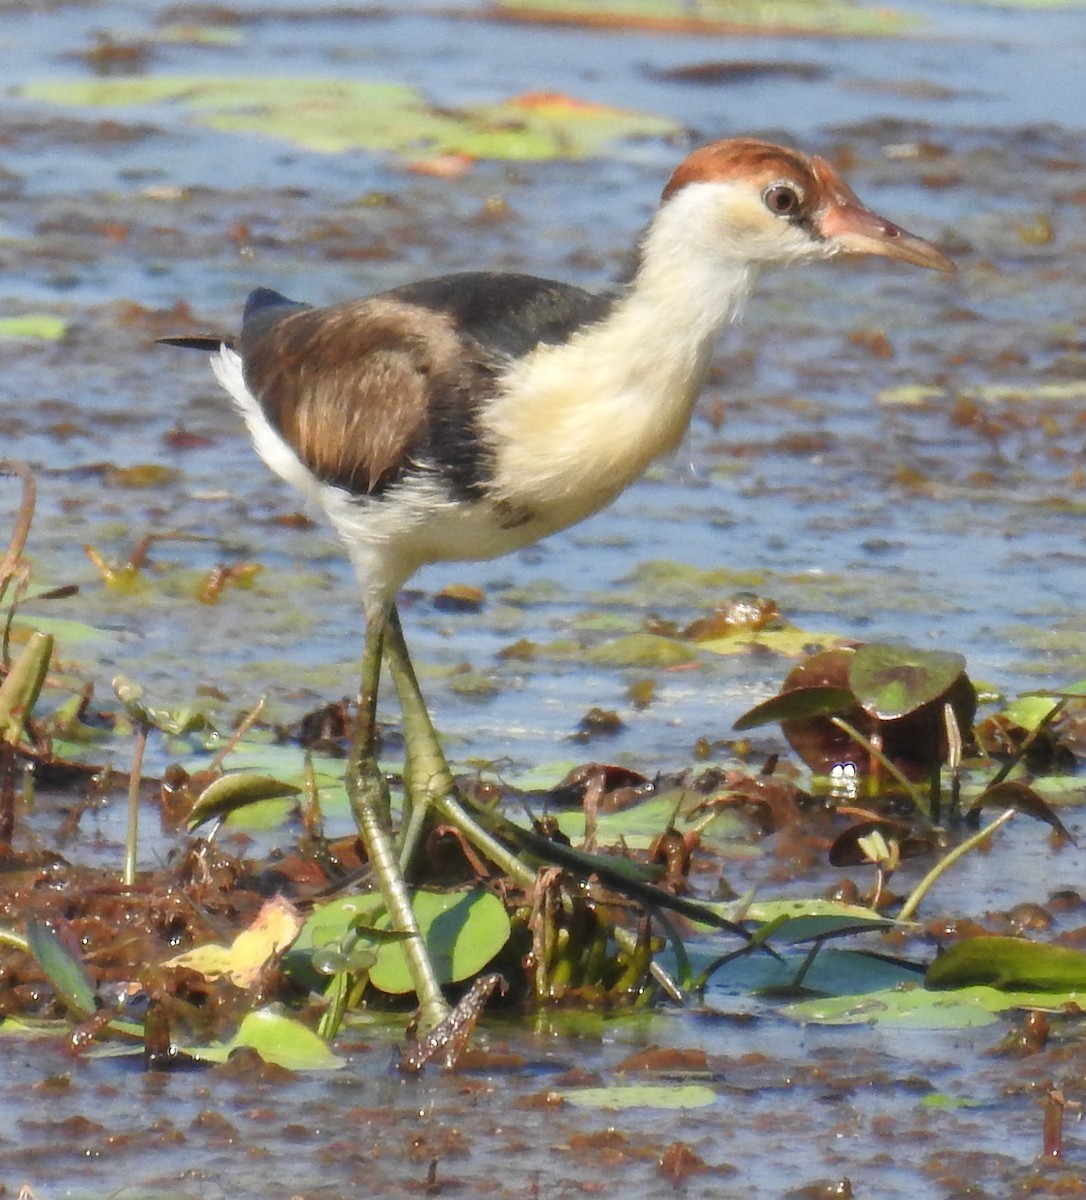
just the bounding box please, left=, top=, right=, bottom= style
left=164, top=138, right=953, bottom=1023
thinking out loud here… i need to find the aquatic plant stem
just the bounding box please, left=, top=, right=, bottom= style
left=0, top=459, right=36, bottom=614
left=897, top=807, right=1017, bottom=922
left=985, top=698, right=1067, bottom=791
left=830, top=716, right=929, bottom=814
left=122, top=722, right=148, bottom=888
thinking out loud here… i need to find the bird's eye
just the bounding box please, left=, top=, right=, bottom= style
left=763, top=184, right=801, bottom=217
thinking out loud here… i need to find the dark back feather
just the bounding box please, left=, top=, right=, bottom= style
left=237, top=272, right=615, bottom=500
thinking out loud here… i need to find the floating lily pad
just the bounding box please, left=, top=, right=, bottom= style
left=786, top=982, right=1086, bottom=1028
left=553, top=791, right=746, bottom=851
left=0, top=314, right=69, bottom=341
left=849, top=644, right=967, bottom=721
left=586, top=632, right=698, bottom=669
left=722, top=897, right=894, bottom=925
left=364, top=888, right=512, bottom=996
left=21, top=77, right=679, bottom=161
left=700, top=947, right=922, bottom=1001
left=490, top=0, right=917, bottom=37
left=699, top=626, right=841, bottom=658
left=999, top=694, right=1065, bottom=730
left=926, top=936, right=1086, bottom=993
left=189, top=1006, right=342, bottom=1071
left=556, top=1083, right=717, bottom=1109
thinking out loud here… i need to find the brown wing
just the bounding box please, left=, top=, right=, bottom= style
left=239, top=296, right=499, bottom=499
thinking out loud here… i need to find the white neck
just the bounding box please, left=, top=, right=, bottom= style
left=486, top=203, right=757, bottom=534
left=604, top=199, right=757, bottom=396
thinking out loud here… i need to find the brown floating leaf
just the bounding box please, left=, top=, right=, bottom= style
left=652, top=60, right=827, bottom=85
left=828, top=819, right=925, bottom=868
left=766, top=645, right=975, bottom=780
left=658, top=1141, right=708, bottom=1184
left=432, top=583, right=486, bottom=613
left=969, top=780, right=1075, bottom=844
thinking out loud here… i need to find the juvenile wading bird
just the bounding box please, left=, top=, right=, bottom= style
left=163, top=137, right=952, bottom=1023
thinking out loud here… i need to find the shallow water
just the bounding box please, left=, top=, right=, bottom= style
left=1, top=1, right=1086, bottom=1195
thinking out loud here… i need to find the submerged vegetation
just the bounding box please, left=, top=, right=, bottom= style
left=2, top=457, right=1084, bottom=1125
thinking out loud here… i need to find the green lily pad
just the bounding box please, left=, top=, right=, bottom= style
left=705, top=896, right=892, bottom=929
left=699, top=626, right=841, bottom=659
left=21, top=76, right=679, bottom=161
left=552, top=790, right=746, bottom=851
left=699, top=946, right=922, bottom=999
left=1000, top=694, right=1065, bottom=730
left=848, top=643, right=967, bottom=720
left=12, top=612, right=120, bottom=648
left=785, top=983, right=1086, bottom=1028
left=926, top=937, right=1086, bottom=993
left=557, top=1083, right=717, bottom=1110
left=586, top=632, right=697, bottom=669
left=298, top=895, right=385, bottom=948
left=921, top=1094, right=989, bottom=1111
left=189, top=1006, right=342, bottom=1071
left=0, top=314, right=69, bottom=341
left=492, top=0, right=916, bottom=36
left=755, top=912, right=897, bottom=946
left=733, top=685, right=856, bottom=731
left=366, top=888, right=512, bottom=996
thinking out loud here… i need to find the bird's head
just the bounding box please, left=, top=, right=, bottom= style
left=656, top=137, right=954, bottom=274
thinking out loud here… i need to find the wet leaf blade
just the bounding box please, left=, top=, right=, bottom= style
left=0, top=632, right=53, bottom=745
left=733, top=686, right=855, bottom=731
left=971, top=780, right=1075, bottom=842
left=187, top=771, right=302, bottom=830
left=25, top=919, right=97, bottom=1018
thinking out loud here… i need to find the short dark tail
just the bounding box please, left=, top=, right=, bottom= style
left=157, top=334, right=234, bottom=351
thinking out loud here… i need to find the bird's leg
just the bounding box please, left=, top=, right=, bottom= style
left=383, top=606, right=535, bottom=888
left=346, top=610, right=391, bottom=824
left=383, top=604, right=455, bottom=820
left=346, top=609, right=450, bottom=1032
